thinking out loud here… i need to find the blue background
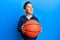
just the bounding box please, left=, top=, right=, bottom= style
left=0, top=0, right=60, bottom=40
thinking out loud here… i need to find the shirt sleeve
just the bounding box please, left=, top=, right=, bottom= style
left=17, top=17, right=22, bottom=32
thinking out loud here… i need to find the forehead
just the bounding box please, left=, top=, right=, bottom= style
left=26, top=3, right=32, bottom=7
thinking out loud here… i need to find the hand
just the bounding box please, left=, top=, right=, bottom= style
left=21, top=25, right=25, bottom=34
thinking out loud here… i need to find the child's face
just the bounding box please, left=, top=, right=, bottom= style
left=24, top=3, right=33, bottom=14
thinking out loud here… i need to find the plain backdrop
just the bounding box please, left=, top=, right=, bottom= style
left=0, top=0, right=60, bottom=40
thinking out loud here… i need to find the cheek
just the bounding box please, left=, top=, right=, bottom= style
left=26, top=8, right=33, bottom=13
left=28, top=8, right=33, bottom=12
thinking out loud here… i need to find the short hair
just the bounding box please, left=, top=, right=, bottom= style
left=23, top=1, right=32, bottom=9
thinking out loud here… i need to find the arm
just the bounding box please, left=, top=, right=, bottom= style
left=17, top=17, right=22, bottom=32
left=17, top=17, right=25, bottom=33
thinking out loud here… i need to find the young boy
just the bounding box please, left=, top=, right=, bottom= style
left=17, top=1, right=40, bottom=40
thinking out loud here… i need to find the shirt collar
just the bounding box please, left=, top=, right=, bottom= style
left=26, top=15, right=33, bottom=20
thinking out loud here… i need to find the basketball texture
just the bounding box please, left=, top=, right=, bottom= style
left=23, top=20, right=41, bottom=38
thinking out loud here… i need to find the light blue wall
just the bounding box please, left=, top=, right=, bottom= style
left=0, top=0, right=60, bottom=40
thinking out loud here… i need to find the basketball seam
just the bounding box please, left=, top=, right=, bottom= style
left=25, top=30, right=40, bottom=33
left=24, top=24, right=40, bottom=26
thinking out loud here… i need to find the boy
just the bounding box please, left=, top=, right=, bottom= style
left=17, top=1, right=40, bottom=40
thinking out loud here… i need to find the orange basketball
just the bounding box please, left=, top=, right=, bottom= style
left=23, top=20, right=41, bottom=38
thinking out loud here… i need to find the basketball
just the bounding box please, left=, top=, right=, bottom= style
left=23, top=20, right=42, bottom=38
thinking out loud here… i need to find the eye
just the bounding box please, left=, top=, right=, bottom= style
left=26, top=6, right=30, bottom=8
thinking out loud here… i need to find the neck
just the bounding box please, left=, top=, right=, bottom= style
left=26, top=13, right=32, bottom=17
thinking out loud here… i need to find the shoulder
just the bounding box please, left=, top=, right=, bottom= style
left=33, top=15, right=38, bottom=19
left=19, top=15, right=26, bottom=21
left=32, top=15, right=39, bottom=22
left=20, top=15, right=25, bottom=18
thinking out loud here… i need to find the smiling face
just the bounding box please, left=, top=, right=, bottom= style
left=24, top=3, right=33, bottom=14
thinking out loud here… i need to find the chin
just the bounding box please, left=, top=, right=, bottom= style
left=30, top=12, right=33, bottom=14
